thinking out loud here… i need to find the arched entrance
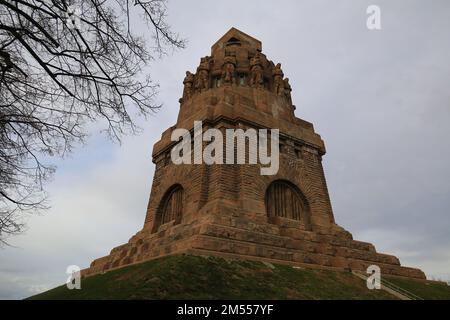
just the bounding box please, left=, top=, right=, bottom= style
left=265, top=180, right=311, bottom=228
left=152, top=184, right=184, bottom=232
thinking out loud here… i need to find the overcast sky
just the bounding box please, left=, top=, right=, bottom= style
left=1, top=0, right=449, bottom=299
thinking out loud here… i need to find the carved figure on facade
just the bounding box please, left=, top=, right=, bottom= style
left=195, top=57, right=210, bottom=91
left=221, top=56, right=236, bottom=85
left=182, top=71, right=195, bottom=100
left=249, top=52, right=264, bottom=89
left=283, top=77, right=293, bottom=104
left=273, top=63, right=284, bottom=95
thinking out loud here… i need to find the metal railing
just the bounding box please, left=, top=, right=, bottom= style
left=352, top=270, right=424, bottom=300
left=380, top=277, right=424, bottom=300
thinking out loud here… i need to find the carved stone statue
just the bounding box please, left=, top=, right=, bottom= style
left=272, top=63, right=284, bottom=95
left=221, top=56, right=236, bottom=85
left=283, top=78, right=293, bottom=104
left=249, top=52, right=264, bottom=89
left=195, top=57, right=210, bottom=91
left=182, top=71, right=195, bottom=100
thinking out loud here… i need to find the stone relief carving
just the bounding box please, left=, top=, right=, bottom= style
left=221, top=56, right=236, bottom=85
left=249, top=52, right=264, bottom=89
left=283, top=78, right=292, bottom=104
left=180, top=50, right=292, bottom=104
left=273, top=63, right=284, bottom=95
left=182, top=71, right=195, bottom=100
left=195, top=56, right=210, bottom=91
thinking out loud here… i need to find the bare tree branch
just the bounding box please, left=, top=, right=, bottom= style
left=0, top=0, right=185, bottom=244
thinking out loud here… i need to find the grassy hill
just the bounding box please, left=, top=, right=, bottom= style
left=29, top=254, right=450, bottom=300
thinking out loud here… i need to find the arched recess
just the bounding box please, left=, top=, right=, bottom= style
left=226, top=37, right=242, bottom=46
left=152, top=184, right=184, bottom=233
left=265, top=180, right=311, bottom=228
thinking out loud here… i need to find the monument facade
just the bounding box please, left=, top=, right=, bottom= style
left=81, top=28, right=425, bottom=280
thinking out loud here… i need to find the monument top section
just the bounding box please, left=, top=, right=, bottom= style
left=165, top=27, right=327, bottom=159
left=211, top=27, right=262, bottom=54
left=180, top=27, right=293, bottom=108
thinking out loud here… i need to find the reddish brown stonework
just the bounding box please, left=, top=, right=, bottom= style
left=81, top=28, right=426, bottom=280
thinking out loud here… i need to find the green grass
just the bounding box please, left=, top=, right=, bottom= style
left=27, top=254, right=446, bottom=300
left=384, top=275, right=450, bottom=300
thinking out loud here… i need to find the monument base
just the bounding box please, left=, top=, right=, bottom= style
left=82, top=208, right=426, bottom=280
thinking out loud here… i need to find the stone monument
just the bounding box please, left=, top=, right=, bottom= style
left=81, top=28, right=425, bottom=280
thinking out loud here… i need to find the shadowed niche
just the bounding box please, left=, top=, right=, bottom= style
left=265, top=180, right=311, bottom=228
left=226, top=37, right=241, bottom=46
left=152, top=184, right=184, bottom=233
